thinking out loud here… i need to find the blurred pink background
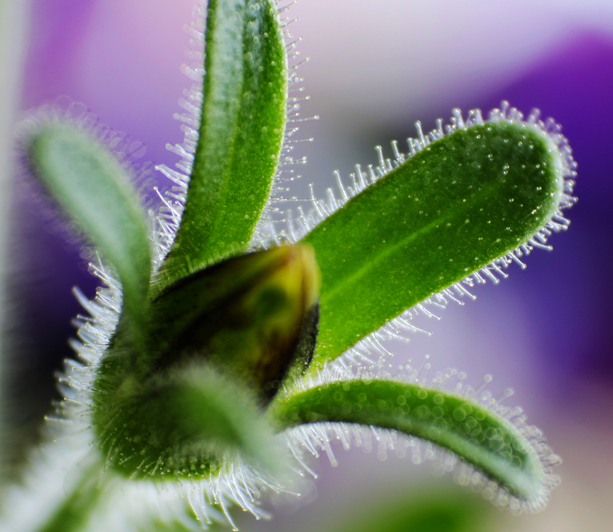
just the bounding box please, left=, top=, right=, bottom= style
left=7, top=0, right=613, bottom=530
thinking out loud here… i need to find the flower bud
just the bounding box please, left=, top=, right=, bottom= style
left=91, top=245, right=319, bottom=479
left=148, top=244, right=320, bottom=401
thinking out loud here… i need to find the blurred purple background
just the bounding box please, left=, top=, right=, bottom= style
left=7, top=0, right=613, bottom=530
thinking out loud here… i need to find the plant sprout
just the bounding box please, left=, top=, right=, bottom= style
left=1, top=0, right=576, bottom=531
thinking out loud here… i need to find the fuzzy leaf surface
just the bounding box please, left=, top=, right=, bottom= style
left=26, top=123, right=151, bottom=341
left=93, top=363, right=281, bottom=480
left=302, top=122, right=564, bottom=361
left=158, top=0, right=287, bottom=288
left=271, top=380, right=544, bottom=500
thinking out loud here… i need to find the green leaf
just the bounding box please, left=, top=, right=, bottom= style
left=93, top=362, right=282, bottom=480
left=157, top=0, right=287, bottom=288
left=26, top=123, right=151, bottom=342
left=270, top=379, right=547, bottom=502
left=302, top=121, right=567, bottom=362
left=330, top=489, right=492, bottom=532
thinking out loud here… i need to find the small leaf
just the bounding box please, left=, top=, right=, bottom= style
left=26, top=123, right=151, bottom=342
left=302, top=120, right=570, bottom=361
left=158, top=0, right=287, bottom=287
left=93, top=363, right=281, bottom=480
left=270, top=380, right=548, bottom=502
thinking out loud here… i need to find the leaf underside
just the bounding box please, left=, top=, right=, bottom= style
left=157, top=0, right=287, bottom=289
left=303, top=122, right=562, bottom=362
left=26, top=124, right=151, bottom=339
left=93, top=363, right=280, bottom=480
left=271, top=380, right=544, bottom=500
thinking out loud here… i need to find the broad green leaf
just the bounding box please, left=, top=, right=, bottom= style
left=92, top=362, right=282, bottom=480
left=270, top=380, right=545, bottom=501
left=302, top=122, right=565, bottom=361
left=158, top=0, right=287, bottom=288
left=26, top=123, right=151, bottom=343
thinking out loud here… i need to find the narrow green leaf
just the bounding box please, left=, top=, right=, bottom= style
left=93, top=362, right=281, bottom=480
left=302, top=121, right=569, bottom=361
left=270, top=380, right=547, bottom=502
left=158, top=0, right=287, bottom=288
left=26, top=123, right=151, bottom=340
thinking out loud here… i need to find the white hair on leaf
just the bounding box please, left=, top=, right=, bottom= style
left=279, top=355, right=562, bottom=515
left=0, top=252, right=298, bottom=531
left=267, top=102, right=577, bottom=363
left=2, top=1, right=314, bottom=530
left=152, top=0, right=318, bottom=269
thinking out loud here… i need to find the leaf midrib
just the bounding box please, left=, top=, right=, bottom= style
left=319, top=174, right=508, bottom=305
